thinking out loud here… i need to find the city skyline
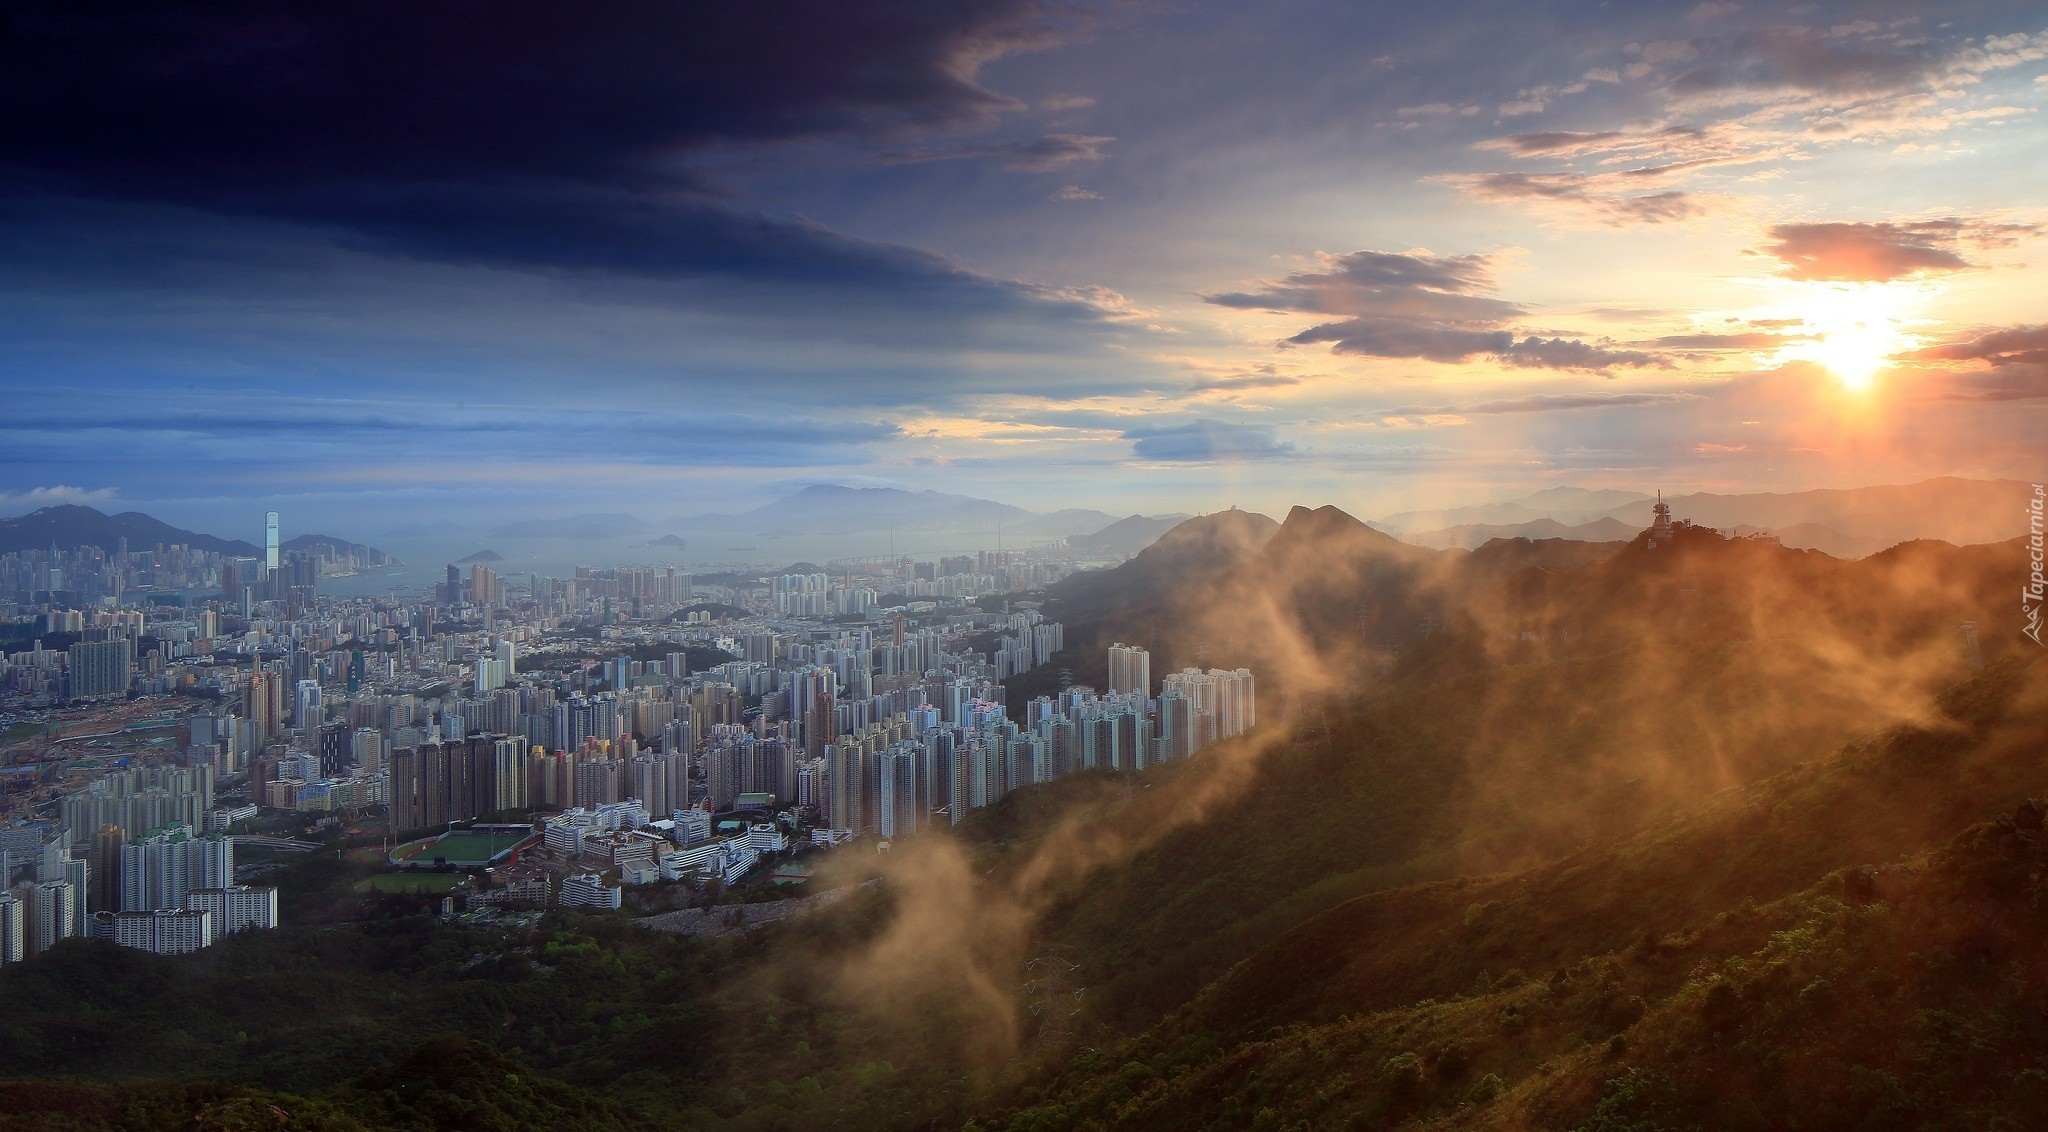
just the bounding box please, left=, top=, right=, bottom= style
left=3, top=0, right=2043, bottom=538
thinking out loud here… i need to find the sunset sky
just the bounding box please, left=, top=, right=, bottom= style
left=2, top=0, right=2044, bottom=534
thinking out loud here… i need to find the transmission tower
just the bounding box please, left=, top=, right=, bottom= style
left=1023, top=953, right=1084, bottom=1052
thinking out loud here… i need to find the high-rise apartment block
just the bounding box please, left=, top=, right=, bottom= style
left=1107, top=643, right=1151, bottom=697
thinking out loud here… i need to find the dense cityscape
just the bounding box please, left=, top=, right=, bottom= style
left=0, top=510, right=1254, bottom=961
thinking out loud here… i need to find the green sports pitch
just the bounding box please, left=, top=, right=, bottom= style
left=393, top=828, right=534, bottom=867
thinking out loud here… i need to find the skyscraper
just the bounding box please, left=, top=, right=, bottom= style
left=119, top=827, right=233, bottom=912
left=264, top=511, right=280, bottom=572
left=67, top=638, right=133, bottom=699
left=295, top=679, right=322, bottom=730
left=0, top=891, right=22, bottom=964
left=1107, top=643, right=1151, bottom=698
left=90, top=824, right=125, bottom=913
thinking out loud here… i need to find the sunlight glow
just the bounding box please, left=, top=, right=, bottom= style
left=1764, top=282, right=1925, bottom=392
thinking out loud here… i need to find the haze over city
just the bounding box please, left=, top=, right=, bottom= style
left=4, top=4, right=2048, bottom=1132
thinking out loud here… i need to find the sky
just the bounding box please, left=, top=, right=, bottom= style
left=2, top=0, right=2045, bottom=540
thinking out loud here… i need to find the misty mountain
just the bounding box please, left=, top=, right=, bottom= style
left=1404, top=515, right=1640, bottom=549
left=678, top=485, right=1183, bottom=543
left=1376, top=486, right=1652, bottom=533
left=1068, top=512, right=1195, bottom=557
left=1731, top=521, right=1876, bottom=559
left=1603, top=476, right=2031, bottom=548
left=0, top=504, right=260, bottom=557
left=455, top=549, right=503, bottom=563
left=1008, top=507, right=1124, bottom=538
left=683, top=484, right=1033, bottom=535
left=282, top=533, right=401, bottom=566
left=1383, top=477, right=2029, bottom=558
left=486, top=512, right=652, bottom=540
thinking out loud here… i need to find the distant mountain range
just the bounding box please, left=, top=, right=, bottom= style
left=1389, top=478, right=2031, bottom=555
left=677, top=484, right=1145, bottom=542
left=0, top=505, right=395, bottom=563
left=1068, top=513, right=1195, bottom=557
left=282, top=533, right=402, bottom=566
left=0, top=505, right=260, bottom=557
left=456, top=549, right=504, bottom=563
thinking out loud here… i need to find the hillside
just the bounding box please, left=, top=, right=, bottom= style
left=1069, top=513, right=1192, bottom=557
left=1406, top=516, right=1638, bottom=549
left=283, top=533, right=401, bottom=566
left=0, top=505, right=396, bottom=564
left=0, top=513, right=2037, bottom=1132
left=0, top=505, right=260, bottom=557
left=991, top=652, right=2048, bottom=1131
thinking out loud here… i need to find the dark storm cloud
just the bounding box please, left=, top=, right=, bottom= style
left=0, top=0, right=1068, bottom=191
left=1123, top=421, right=1296, bottom=462
left=1211, top=247, right=1669, bottom=372
left=264, top=181, right=1117, bottom=311
left=0, top=0, right=1111, bottom=311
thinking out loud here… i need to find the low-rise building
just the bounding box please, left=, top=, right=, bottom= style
left=558, top=873, right=622, bottom=910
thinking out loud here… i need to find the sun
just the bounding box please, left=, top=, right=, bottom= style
left=1766, top=282, right=1921, bottom=392
left=1808, top=317, right=1908, bottom=391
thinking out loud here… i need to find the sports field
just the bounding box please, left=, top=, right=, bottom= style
left=410, top=830, right=532, bottom=865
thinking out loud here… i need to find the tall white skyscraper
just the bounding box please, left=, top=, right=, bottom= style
left=295, top=679, right=322, bottom=730
left=1107, top=643, right=1152, bottom=698
left=264, top=510, right=280, bottom=572
left=0, top=891, right=23, bottom=964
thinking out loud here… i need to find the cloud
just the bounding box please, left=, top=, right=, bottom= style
left=1286, top=321, right=1514, bottom=363
left=1187, top=373, right=1303, bottom=394
left=1499, top=336, right=1665, bottom=371
left=875, top=133, right=1115, bottom=171
left=1039, top=94, right=1097, bottom=110
left=1657, top=25, right=1952, bottom=103
left=1915, top=369, right=2048, bottom=402
left=1654, top=331, right=1798, bottom=348
left=0, top=485, right=119, bottom=513
left=1759, top=220, right=1994, bottom=282
left=1912, top=324, right=2048, bottom=368
left=1123, top=420, right=1296, bottom=462
left=1908, top=325, right=2048, bottom=399
left=0, top=0, right=1122, bottom=322
left=1204, top=249, right=1520, bottom=322
left=1208, top=247, right=1669, bottom=372
left=1049, top=184, right=1104, bottom=201
left=0, top=0, right=1069, bottom=193
left=1373, top=391, right=1700, bottom=418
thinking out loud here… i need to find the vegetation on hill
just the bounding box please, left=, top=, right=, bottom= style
left=1, top=510, right=2039, bottom=1131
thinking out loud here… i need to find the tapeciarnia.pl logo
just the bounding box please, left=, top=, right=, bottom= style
left=2026, top=483, right=2045, bottom=647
